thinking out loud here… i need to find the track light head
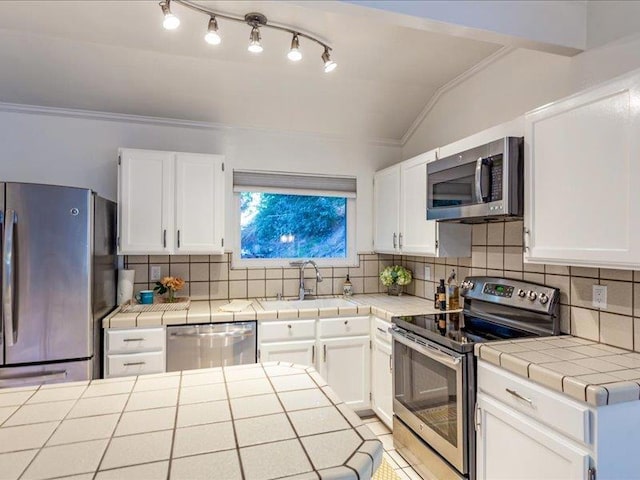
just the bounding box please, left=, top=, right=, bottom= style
left=160, top=1, right=180, bottom=30
left=204, top=17, right=221, bottom=45
left=287, top=34, right=302, bottom=62
left=248, top=26, right=263, bottom=53
left=321, top=47, right=337, bottom=73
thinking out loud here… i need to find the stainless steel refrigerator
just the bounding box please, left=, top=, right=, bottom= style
left=0, top=182, right=116, bottom=387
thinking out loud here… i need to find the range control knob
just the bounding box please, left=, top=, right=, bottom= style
left=539, top=293, right=549, bottom=305
left=517, top=289, right=526, bottom=298
left=527, top=291, right=538, bottom=301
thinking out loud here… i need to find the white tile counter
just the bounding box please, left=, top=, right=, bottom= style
left=0, top=362, right=382, bottom=480
left=103, top=294, right=446, bottom=328
left=476, top=337, right=640, bottom=406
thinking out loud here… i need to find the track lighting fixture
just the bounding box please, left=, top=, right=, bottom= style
left=156, top=1, right=337, bottom=72
left=204, top=17, right=221, bottom=45
left=248, top=26, right=263, bottom=53
left=287, top=34, right=302, bottom=62
left=322, top=47, right=337, bottom=73
left=160, top=1, right=180, bottom=30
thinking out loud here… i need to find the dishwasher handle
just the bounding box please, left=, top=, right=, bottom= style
left=169, top=328, right=254, bottom=339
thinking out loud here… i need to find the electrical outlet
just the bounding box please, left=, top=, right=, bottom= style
left=592, top=285, right=607, bottom=309
left=150, top=265, right=162, bottom=282
left=424, top=266, right=431, bottom=281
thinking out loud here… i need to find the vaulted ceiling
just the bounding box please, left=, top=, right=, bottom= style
left=0, top=1, right=503, bottom=141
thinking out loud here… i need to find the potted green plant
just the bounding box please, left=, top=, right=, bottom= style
left=379, top=265, right=412, bottom=296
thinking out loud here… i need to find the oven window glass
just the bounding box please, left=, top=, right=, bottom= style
left=429, top=162, right=476, bottom=208
left=394, top=341, right=459, bottom=447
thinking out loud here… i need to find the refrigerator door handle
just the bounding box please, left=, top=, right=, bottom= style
left=2, top=209, right=16, bottom=346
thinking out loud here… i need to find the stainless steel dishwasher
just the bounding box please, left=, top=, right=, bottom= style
left=166, top=322, right=257, bottom=372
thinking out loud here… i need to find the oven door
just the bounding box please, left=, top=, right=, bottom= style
left=392, top=329, right=468, bottom=474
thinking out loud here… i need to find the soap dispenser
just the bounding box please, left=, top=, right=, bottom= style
left=343, top=274, right=353, bottom=297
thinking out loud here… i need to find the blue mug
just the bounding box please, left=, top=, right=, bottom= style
left=136, top=290, right=154, bottom=305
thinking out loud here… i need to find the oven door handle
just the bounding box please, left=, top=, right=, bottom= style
left=391, top=329, right=462, bottom=368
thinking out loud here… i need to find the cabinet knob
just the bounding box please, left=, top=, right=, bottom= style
left=344, top=320, right=348, bottom=325
left=287, top=324, right=292, bottom=329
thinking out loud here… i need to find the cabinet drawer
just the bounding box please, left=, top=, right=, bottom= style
left=260, top=320, right=316, bottom=342
left=373, top=317, right=392, bottom=344
left=319, top=316, right=369, bottom=338
left=106, top=351, right=165, bottom=378
left=478, top=361, right=590, bottom=444
left=106, top=327, right=165, bottom=353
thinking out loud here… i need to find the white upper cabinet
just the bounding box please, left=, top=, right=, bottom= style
left=175, top=153, right=225, bottom=254
left=118, top=148, right=225, bottom=255
left=524, top=71, right=640, bottom=269
left=118, top=149, right=174, bottom=254
left=374, top=149, right=471, bottom=257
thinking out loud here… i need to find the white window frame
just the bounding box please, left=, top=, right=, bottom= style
left=232, top=191, right=357, bottom=269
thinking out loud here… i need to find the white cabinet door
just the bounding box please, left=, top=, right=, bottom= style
left=525, top=72, right=640, bottom=269
left=477, top=393, right=590, bottom=480
left=175, top=153, right=225, bottom=254
left=259, top=341, right=316, bottom=368
left=118, top=149, right=174, bottom=254
left=373, top=165, right=400, bottom=254
left=371, top=338, right=393, bottom=429
left=400, top=151, right=437, bottom=255
left=319, top=336, right=371, bottom=411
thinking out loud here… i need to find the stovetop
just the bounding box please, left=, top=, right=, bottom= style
left=391, top=311, right=543, bottom=353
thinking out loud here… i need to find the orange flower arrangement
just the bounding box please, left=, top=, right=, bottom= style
left=154, top=276, right=185, bottom=303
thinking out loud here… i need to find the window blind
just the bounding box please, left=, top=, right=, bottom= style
left=233, top=170, right=357, bottom=198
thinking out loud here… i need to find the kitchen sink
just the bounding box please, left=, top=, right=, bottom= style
left=258, top=297, right=357, bottom=310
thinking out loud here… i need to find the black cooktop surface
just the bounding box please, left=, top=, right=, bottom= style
left=391, top=312, right=541, bottom=353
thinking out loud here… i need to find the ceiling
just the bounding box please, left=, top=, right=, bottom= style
left=0, top=1, right=502, bottom=142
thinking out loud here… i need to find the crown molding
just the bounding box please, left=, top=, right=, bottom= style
left=0, top=102, right=402, bottom=148
left=401, top=45, right=515, bottom=146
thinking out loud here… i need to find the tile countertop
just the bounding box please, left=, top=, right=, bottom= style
left=103, top=294, right=446, bottom=328
left=0, top=362, right=382, bottom=480
left=476, top=337, right=640, bottom=407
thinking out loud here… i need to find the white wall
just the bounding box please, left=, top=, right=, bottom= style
left=0, top=107, right=401, bottom=253
left=403, top=31, right=640, bottom=158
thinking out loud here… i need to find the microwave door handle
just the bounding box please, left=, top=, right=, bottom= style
left=474, top=157, right=484, bottom=203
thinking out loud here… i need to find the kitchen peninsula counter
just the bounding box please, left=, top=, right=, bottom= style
left=0, top=362, right=382, bottom=480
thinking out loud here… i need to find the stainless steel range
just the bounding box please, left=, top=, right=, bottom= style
left=391, top=277, right=560, bottom=480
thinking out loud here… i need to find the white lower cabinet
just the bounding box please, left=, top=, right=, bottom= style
left=371, top=337, right=393, bottom=429
left=477, top=393, right=589, bottom=480
left=104, top=327, right=166, bottom=378
left=477, top=360, right=640, bottom=480
left=318, top=336, right=371, bottom=411
left=258, top=316, right=373, bottom=412
left=259, top=340, right=316, bottom=366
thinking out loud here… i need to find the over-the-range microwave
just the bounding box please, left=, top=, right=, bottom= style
left=427, top=136, right=523, bottom=223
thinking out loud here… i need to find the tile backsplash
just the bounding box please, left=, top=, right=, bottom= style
left=125, top=219, right=640, bottom=352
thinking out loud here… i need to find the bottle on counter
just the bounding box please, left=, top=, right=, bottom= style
left=437, top=279, right=446, bottom=311
left=343, top=274, right=353, bottom=297
left=447, top=269, right=460, bottom=310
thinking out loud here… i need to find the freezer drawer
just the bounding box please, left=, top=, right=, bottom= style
left=166, top=322, right=257, bottom=372
left=0, top=359, right=91, bottom=388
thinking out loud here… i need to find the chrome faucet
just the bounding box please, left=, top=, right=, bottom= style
left=290, top=260, right=323, bottom=300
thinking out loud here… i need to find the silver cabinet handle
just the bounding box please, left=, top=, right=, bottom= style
left=177, top=230, right=181, bottom=249
left=163, top=229, right=167, bottom=248
left=0, top=370, right=66, bottom=387
left=398, top=233, right=403, bottom=249
left=123, top=338, right=145, bottom=342
left=389, top=354, right=392, bottom=373
left=523, top=227, right=530, bottom=251
left=312, top=345, right=315, bottom=364
left=377, top=327, right=386, bottom=334
left=124, top=362, right=146, bottom=367
left=323, top=344, right=327, bottom=362
left=2, top=209, right=17, bottom=346
left=474, top=157, right=485, bottom=203
left=506, top=388, right=534, bottom=406
left=392, top=232, right=397, bottom=249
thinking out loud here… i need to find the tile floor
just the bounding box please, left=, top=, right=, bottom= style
left=362, top=416, right=424, bottom=480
